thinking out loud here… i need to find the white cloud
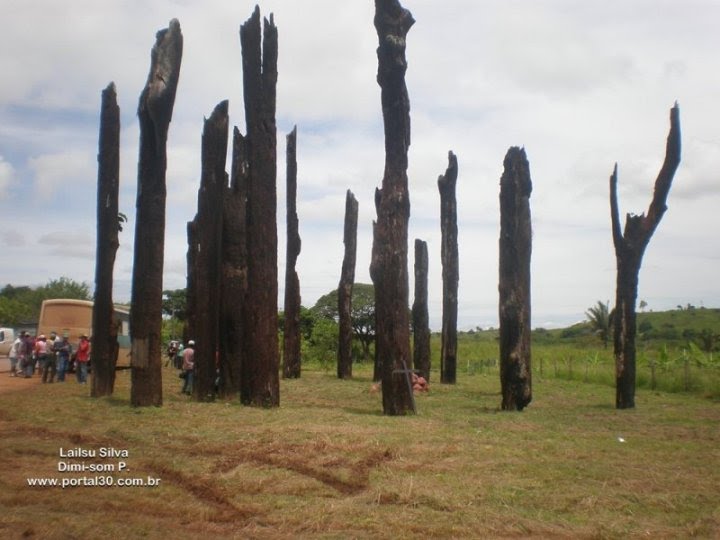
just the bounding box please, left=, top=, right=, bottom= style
left=28, top=150, right=95, bottom=201
left=0, top=156, right=15, bottom=197
left=38, top=231, right=95, bottom=259
left=1, top=0, right=719, bottom=327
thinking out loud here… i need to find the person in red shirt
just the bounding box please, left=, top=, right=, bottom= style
left=76, top=334, right=91, bottom=384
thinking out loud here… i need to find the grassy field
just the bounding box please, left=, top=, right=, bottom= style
left=450, top=306, right=720, bottom=399
left=1, top=363, right=719, bottom=539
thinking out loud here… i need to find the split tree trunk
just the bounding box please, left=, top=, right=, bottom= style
left=499, top=147, right=533, bottom=411
left=283, top=126, right=302, bottom=379
left=611, top=104, right=681, bottom=409
left=370, top=0, right=415, bottom=415
left=412, top=239, right=430, bottom=381
left=218, top=127, right=248, bottom=399
left=130, top=20, right=183, bottom=407
left=338, top=189, right=359, bottom=379
left=189, top=101, right=228, bottom=401
left=239, top=7, right=280, bottom=407
left=438, top=151, right=459, bottom=384
left=91, top=82, right=120, bottom=398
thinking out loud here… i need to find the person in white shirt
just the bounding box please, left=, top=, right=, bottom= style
left=8, top=333, right=23, bottom=377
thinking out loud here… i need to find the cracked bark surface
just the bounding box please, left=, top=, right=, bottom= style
left=92, top=82, right=120, bottom=398
left=438, top=151, right=459, bottom=385
left=189, top=101, right=229, bottom=401
left=130, top=20, right=183, bottom=407
left=499, top=147, right=532, bottom=411
left=283, top=126, right=302, bottom=379
left=611, top=104, right=681, bottom=409
left=370, top=0, right=415, bottom=415
left=412, top=239, right=430, bottom=381
left=218, top=127, right=248, bottom=399
left=338, top=190, right=358, bottom=380
left=239, top=7, right=280, bottom=407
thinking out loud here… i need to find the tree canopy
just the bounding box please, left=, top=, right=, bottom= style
left=162, top=289, right=187, bottom=320
left=312, top=283, right=375, bottom=359
left=0, top=277, right=92, bottom=325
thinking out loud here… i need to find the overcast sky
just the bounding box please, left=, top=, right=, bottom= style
left=1, top=0, right=718, bottom=330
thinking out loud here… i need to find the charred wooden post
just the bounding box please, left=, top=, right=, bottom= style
left=611, top=104, right=681, bottom=409
left=130, top=20, right=183, bottom=407
left=218, top=127, right=248, bottom=399
left=412, top=239, right=430, bottom=381
left=498, top=147, right=533, bottom=411
left=438, top=151, right=459, bottom=384
left=188, top=101, right=229, bottom=401
left=283, top=126, right=302, bottom=379
left=369, top=0, right=415, bottom=415
left=185, top=219, right=197, bottom=350
left=337, top=189, right=359, bottom=379
left=239, top=7, right=280, bottom=406
left=91, top=82, right=121, bottom=398
left=371, top=191, right=382, bottom=383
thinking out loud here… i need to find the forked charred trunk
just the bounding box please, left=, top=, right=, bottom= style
left=218, top=127, right=248, bottom=399
left=91, top=82, right=120, bottom=398
left=611, top=104, right=681, bottom=409
left=283, top=126, right=302, bottom=379
left=189, top=101, right=228, bottom=401
left=412, top=239, right=430, bottom=381
left=370, top=0, right=415, bottom=415
left=130, top=20, right=182, bottom=407
left=438, top=151, right=459, bottom=384
left=338, top=190, right=359, bottom=379
left=239, top=7, right=279, bottom=407
left=499, top=147, right=533, bottom=411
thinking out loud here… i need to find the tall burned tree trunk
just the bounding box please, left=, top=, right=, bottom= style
left=338, top=190, right=359, bottom=379
left=370, top=0, right=415, bottom=416
left=240, top=7, right=279, bottom=407
left=185, top=220, right=197, bottom=347
left=499, top=147, right=533, bottom=411
left=189, top=101, right=228, bottom=401
left=91, top=82, right=120, bottom=398
left=438, top=151, right=459, bottom=384
left=218, top=127, right=248, bottom=399
left=283, top=127, right=302, bottom=379
left=611, top=104, right=681, bottom=409
left=412, top=239, right=430, bottom=381
left=130, top=20, right=183, bottom=407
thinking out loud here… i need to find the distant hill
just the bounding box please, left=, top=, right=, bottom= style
left=531, top=306, right=720, bottom=350
left=635, top=307, right=720, bottom=343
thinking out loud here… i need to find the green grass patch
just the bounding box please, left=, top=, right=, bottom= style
left=1, top=363, right=719, bottom=538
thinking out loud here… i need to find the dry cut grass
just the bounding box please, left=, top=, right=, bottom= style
left=0, top=364, right=719, bottom=539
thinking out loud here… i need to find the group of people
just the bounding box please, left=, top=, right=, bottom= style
left=8, top=331, right=91, bottom=383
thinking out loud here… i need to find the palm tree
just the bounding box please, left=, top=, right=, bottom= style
left=586, top=301, right=611, bottom=349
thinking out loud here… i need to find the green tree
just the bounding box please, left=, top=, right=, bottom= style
left=312, top=283, right=375, bottom=360
left=0, top=297, right=32, bottom=325
left=304, top=317, right=339, bottom=369
left=1, top=277, right=91, bottom=322
left=585, top=300, right=612, bottom=349
left=44, top=277, right=91, bottom=301
left=697, top=328, right=719, bottom=354
left=279, top=306, right=317, bottom=341
left=162, top=289, right=187, bottom=320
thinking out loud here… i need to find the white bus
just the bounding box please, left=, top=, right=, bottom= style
left=37, top=299, right=131, bottom=367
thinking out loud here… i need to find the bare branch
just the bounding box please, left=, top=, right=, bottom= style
left=609, top=163, right=623, bottom=254
left=645, top=103, right=681, bottom=234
